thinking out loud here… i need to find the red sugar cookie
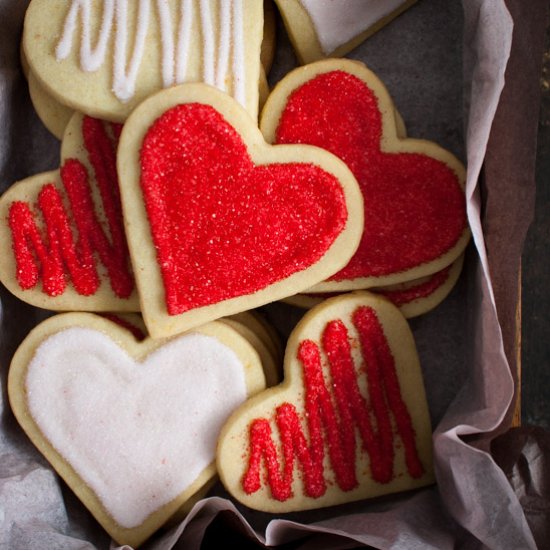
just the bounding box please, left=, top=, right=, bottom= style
left=117, top=83, right=364, bottom=338
left=261, top=59, right=470, bottom=291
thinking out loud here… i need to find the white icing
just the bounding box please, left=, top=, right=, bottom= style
left=199, top=0, right=215, bottom=86
left=56, top=0, right=115, bottom=71
left=157, top=0, right=176, bottom=87
left=26, top=327, right=247, bottom=528
left=112, top=0, right=151, bottom=102
left=175, top=0, right=193, bottom=83
left=300, top=0, right=410, bottom=55
left=201, top=1, right=245, bottom=100
left=55, top=0, right=246, bottom=105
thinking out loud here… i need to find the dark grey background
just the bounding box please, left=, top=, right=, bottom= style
left=522, top=22, right=550, bottom=430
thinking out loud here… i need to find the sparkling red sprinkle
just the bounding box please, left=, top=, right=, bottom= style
left=139, top=103, right=348, bottom=315
left=378, top=264, right=451, bottom=305
left=275, top=70, right=467, bottom=280
left=305, top=264, right=452, bottom=306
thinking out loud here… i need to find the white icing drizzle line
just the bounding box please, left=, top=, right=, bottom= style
left=175, top=0, right=193, bottom=83
left=56, top=0, right=115, bottom=72
left=199, top=0, right=215, bottom=86
left=113, top=0, right=151, bottom=102
left=156, top=0, right=176, bottom=87
left=55, top=0, right=247, bottom=107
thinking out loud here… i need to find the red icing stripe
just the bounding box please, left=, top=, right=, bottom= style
left=322, top=318, right=393, bottom=484
left=353, top=307, right=424, bottom=478
left=8, top=117, right=134, bottom=298
left=82, top=117, right=126, bottom=260
left=139, top=103, right=348, bottom=315
left=275, top=70, right=466, bottom=280
left=9, top=184, right=98, bottom=296
left=241, top=306, right=424, bottom=501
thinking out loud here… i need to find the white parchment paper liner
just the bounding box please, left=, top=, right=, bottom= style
left=0, top=0, right=542, bottom=548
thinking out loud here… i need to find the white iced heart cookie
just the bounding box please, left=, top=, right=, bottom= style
left=23, top=0, right=264, bottom=121
left=8, top=313, right=265, bottom=547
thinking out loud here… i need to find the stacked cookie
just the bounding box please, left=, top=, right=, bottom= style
left=3, top=1, right=469, bottom=547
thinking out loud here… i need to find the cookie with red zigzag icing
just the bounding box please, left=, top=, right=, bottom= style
left=261, top=58, right=470, bottom=291
left=8, top=312, right=266, bottom=547
left=0, top=112, right=138, bottom=312
left=117, top=83, right=363, bottom=338
left=217, top=291, right=434, bottom=512
left=274, top=0, right=417, bottom=64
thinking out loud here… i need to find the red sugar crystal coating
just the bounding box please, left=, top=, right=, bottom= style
left=139, top=103, right=348, bottom=315
left=378, top=264, right=451, bottom=305
left=305, top=264, right=452, bottom=306
left=241, top=306, right=424, bottom=501
left=275, top=70, right=467, bottom=280
left=8, top=117, right=133, bottom=298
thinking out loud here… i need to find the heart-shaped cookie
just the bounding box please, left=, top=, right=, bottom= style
left=117, top=83, right=363, bottom=338
left=217, top=292, right=434, bottom=512
left=0, top=112, right=139, bottom=311
left=8, top=313, right=265, bottom=547
left=261, top=59, right=470, bottom=291
left=23, top=0, right=264, bottom=121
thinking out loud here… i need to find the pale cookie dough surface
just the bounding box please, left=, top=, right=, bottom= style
left=23, top=0, right=264, bottom=122
left=117, top=83, right=364, bottom=338
left=373, top=253, right=464, bottom=318
left=217, top=292, right=434, bottom=513
left=229, top=310, right=283, bottom=366
left=28, top=71, right=74, bottom=140
left=221, top=317, right=281, bottom=387
left=8, top=313, right=265, bottom=548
